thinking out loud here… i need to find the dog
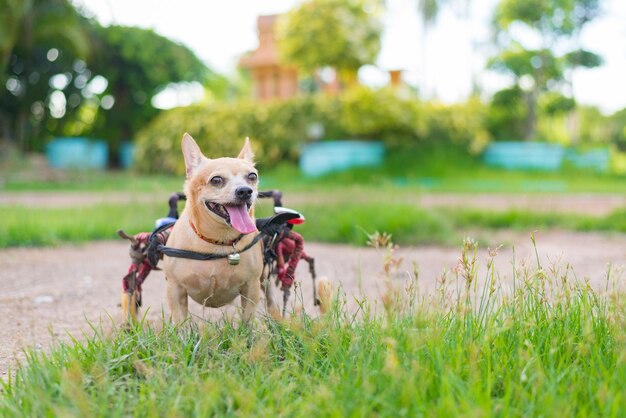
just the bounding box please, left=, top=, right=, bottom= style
left=162, top=133, right=280, bottom=323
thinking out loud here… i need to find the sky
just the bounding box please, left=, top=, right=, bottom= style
left=73, top=0, right=626, bottom=114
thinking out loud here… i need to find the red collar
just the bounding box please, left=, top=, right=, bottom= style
left=189, top=221, right=243, bottom=246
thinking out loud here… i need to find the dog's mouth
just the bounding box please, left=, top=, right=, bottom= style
left=205, top=201, right=256, bottom=234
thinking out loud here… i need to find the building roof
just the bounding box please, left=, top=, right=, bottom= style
left=239, top=15, right=282, bottom=68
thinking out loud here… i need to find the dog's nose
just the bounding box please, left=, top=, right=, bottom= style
left=235, top=186, right=253, bottom=201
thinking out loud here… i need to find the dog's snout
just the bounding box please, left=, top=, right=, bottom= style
left=235, top=186, right=253, bottom=201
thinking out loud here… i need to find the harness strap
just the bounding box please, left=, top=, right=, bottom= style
left=156, top=232, right=265, bottom=261
left=146, top=221, right=264, bottom=265
left=146, top=212, right=300, bottom=266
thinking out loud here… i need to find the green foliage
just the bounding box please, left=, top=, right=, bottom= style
left=3, top=250, right=626, bottom=416
left=0, top=0, right=90, bottom=74
left=91, top=26, right=206, bottom=96
left=0, top=0, right=90, bottom=150
left=489, top=0, right=602, bottom=140
left=83, top=24, right=209, bottom=152
left=277, top=0, right=382, bottom=78
left=0, top=0, right=30, bottom=74
left=540, top=92, right=576, bottom=116
left=328, top=86, right=421, bottom=145
left=416, top=97, right=490, bottom=151
left=495, top=0, right=600, bottom=36
left=416, top=0, right=444, bottom=25
left=489, top=46, right=563, bottom=85
left=0, top=2, right=210, bottom=160
left=134, top=87, right=489, bottom=174
left=577, top=106, right=612, bottom=144
left=486, top=86, right=527, bottom=140
left=495, top=0, right=545, bottom=28
left=609, top=107, right=626, bottom=149
left=134, top=97, right=320, bottom=175
left=563, top=48, right=603, bottom=69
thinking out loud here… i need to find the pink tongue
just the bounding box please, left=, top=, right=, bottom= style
left=225, top=204, right=257, bottom=234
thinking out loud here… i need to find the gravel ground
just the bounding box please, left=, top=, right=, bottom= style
left=2, top=229, right=626, bottom=377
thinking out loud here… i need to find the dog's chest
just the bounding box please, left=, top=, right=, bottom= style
left=166, top=251, right=262, bottom=307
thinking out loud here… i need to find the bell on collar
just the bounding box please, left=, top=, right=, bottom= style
left=228, top=245, right=241, bottom=265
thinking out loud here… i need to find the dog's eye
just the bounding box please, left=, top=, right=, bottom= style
left=210, top=176, right=224, bottom=186
left=247, top=173, right=258, bottom=183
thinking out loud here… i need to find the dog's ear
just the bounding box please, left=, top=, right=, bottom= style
left=237, top=137, right=254, bottom=163
left=181, top=133, right=206, bottom=178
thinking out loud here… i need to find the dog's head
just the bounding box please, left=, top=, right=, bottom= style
left=182, top=133, right=258, bottom=235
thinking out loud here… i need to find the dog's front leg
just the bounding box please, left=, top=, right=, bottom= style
left=240, top=281, right=261, bottom=323
left=166, top=279, right=189, bottom=323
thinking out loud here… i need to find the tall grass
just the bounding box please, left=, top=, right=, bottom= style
left=2, top=237, right=626, bottom=416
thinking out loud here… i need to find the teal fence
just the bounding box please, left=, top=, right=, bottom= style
left=483, top=142, right=609, bottom=172
left=564, top=148, right=610, bottom=172
left=300, top=140, right=385, bottom=177
left=46, top=137, right=108, bottom=170
left=119, top=142, right=135, bottom=169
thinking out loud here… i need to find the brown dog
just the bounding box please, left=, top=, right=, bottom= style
left=162, top=133, right=280, bottom=323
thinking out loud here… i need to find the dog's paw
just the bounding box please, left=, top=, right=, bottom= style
left=121, top=291, right=138, bottom=324
left=316, top=276, right=333, bottom=315
left=267, top=305, right=282, bottom=321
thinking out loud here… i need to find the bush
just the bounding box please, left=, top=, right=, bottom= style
left=134, top=87, right=490, bottom=174
left=134, top=98, right=321, bottom=174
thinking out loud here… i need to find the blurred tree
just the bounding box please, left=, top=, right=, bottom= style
left=82, top=24, right=210, bottom=163
left=1, top=2, right=212, bottom=163
left=415, top=0, right=476, bottom=98
left=277, top=0, right=383, bottom=87
left=0, top=0, right=89, bottom=151
left=540, top=91, right=576, bottom=116
left=416, top=0, right=443, bottom=24
left=575, top=105, right=611, bottom=144
left=415, top=0, right=448, bottom=97
left=485, top=86, right=527, bottom=140
left=488, top=0, right=603, bottom=140
left=0, top=0, right=27, bottom=76
left=608, top=107, right=626, bottom=150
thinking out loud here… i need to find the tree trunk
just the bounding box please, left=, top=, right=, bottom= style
left=523, top=89, right=538, bottom=141
left=0, top=113, right=14, bottom=159
left=16, top=110, right=28, bottom=152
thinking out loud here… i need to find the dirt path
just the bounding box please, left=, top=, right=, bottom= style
left=2, top=230, right=626, bottom=377
left=3, top=191, right=626, bottom=215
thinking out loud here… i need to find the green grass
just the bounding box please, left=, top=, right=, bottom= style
left=0, top=204, right=164, bottom=247
left=2, top=240, right=626, bottom=416
left=3, top=201, right=626, bottom=248
left=292, top=202, right=455, bottom=245
left=292, top=203, right=626, bottom=246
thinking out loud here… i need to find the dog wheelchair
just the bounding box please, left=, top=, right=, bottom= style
left=117, top=190, right=318, bottom=323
